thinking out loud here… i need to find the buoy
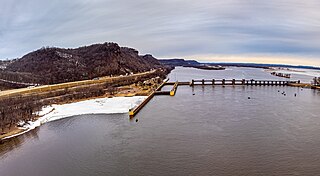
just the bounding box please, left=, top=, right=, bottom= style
left=135, top=119, right=138, bottom=122
left=248, top=97, right=251, bottom=99
left=192, top=93, right=195, bottom=95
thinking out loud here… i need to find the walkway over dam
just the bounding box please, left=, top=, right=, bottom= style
left=129, top=79, right=302, bottom=117
left=190, top=79, right=300, bottom=86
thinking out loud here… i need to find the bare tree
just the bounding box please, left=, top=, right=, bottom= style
left=313, top=77, right=320, bottom=86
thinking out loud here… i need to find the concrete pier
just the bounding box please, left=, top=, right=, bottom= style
left=129, top=80, right=179, bottom=117
left=170, top=82, right=179, bottom=96
left=129, top=92, right=155, bottom=118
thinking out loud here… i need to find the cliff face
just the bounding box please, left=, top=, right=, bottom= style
left=4, top=42, right=166, bottom=84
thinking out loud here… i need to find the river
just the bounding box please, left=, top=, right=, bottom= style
left=1, top=67, right=320, bottom=176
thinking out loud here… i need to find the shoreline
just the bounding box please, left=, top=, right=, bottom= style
left=1, top=96, right=146, bottom=141
left=0, top=75, right=162, bottom=141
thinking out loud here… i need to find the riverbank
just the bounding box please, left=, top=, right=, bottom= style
left=0, top=79, right=160, bottom=141
left=0, top=96, right=146, bottom=141
left=0, top=69, right=158, bottom=98
left=0, top=69, right=166, bottom=141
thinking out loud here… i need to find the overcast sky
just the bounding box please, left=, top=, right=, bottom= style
left=1, top=0, right=320, bottom=66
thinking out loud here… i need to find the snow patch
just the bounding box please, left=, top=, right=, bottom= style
left=3, top=96, right=146, bottom=140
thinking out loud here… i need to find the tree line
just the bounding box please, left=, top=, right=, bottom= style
left=313, top=77, right=320, bottom=86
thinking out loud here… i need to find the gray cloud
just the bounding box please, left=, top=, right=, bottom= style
left=1, top=0, right=320, bottom=65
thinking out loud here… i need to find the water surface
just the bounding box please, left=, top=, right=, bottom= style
left=1, top=67, right=320, bottom=176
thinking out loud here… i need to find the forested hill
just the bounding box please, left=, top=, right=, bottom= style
left=2, top=42, right=167, bottom=85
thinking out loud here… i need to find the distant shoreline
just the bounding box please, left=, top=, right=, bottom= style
left=159, top=59, right=320, bottom=71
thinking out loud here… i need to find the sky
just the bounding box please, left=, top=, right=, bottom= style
left=1, top=0, right=320, bottom=66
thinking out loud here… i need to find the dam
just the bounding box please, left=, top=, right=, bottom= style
left=129, top=78, right=302, bottom=117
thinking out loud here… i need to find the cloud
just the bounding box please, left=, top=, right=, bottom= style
left=0, top=0, right=320, bottom=65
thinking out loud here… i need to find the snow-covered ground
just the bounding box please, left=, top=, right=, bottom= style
left=271, top=68, right=320, bottom=78
left=266, top=68, right=320, bottom=83
left=3, top=96, right=146, bottom=140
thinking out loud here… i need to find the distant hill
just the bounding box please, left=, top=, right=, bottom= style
left=159, top=59, right=200, bottom=66
left=159, top=59, right=226, bottom=70
left=2, top=42, right=167, bottom=85
left=159, top=59, right=320, bottom=70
